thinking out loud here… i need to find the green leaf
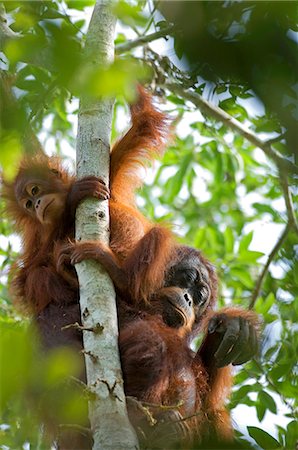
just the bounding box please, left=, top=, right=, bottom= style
left=167, top=94, right=185, bottom=105
left=112, top=1, right=147, bottom=27
left=164, top=152, right=193, bottom=202
left=258, top=391, right=277, bottom=414
left=238, top=250, right=263, bottom=263
left=214, top=150, right=224, bottom=183
left=231, top=384, right=258, bottom=405
left=255, top=292, right=275, bottom=315
left=194, top=228, right=206, bottom=249
left=269, top=363, right=293, bottom=382
left=230, top=267, right=253, bottom=288
left=247, top=427, right=281, bottom=449
left=41, top=8, right=65, bottom=19
left=285, top=421, right=298, bottom=449
left=256, top=399, right=266, bottom=421
left=253, top=202, right=280, bottom=219
left=239, top=231, right=253, bottom=252
left=223, top=227, right=234, bottom=253
left=173, top=37, right=184, bottom=60
left=215, top=84, right=227, bottom=94
left=0, top=132, right=23, bottom=179
left=66, top=0, right=95, bottom=10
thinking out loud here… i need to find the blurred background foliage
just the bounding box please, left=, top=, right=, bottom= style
left=0, top=1, right=297, bottom=449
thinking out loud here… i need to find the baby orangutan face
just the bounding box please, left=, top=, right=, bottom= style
left=15, top=168, right=68, bottom=227
left=18, top=180, right=67, bottom=226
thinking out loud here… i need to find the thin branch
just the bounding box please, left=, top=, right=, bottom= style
left=279, top=171, right=298, bottom=234
left=249, top=223, right=291, bottom=309
left=116, top=25, right=174, bottom=54
left=249, top=159, right=297, bottom=309
left=127, top=397, right=184, bottom=411
left=61, top=321, right=104, bottom=334
left=163, top=82, right=298, bottom=176
left=127, top=397, right=157, bottom=427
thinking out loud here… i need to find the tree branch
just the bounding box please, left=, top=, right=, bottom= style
left=116, top=25, right=174, bottom=54
left=163, top=82, right=298, bottom=176
left=75, top=1, right=138, bottom=449
left=249, top=162, right=297, bottom=309
left=279, top=172, right=298, bottom=235
left=249, top=223, right=291, bottom=309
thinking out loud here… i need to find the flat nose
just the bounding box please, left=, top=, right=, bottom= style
left=184, top=292, right=193, bottom=307
left=35, top=198, right=41, bottom=209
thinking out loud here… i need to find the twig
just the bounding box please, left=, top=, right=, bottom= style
left=249, top=223, right=291, bottom=309
left=172, top=410, right=204, bottom=423
left=279, top=171, right=298, bottom=234
left=69, top=376, right=87, bottom=390
left=249, top=168, right=297, bottom=309
left=61, top=321, right=104, bottom=334
left=126, top=396, right=183, bottom=411
left=116, top=25, right=174, bottom=54
left=127, top=396, right=157, bottom=426
left=163, top=82, right=298, bottom=176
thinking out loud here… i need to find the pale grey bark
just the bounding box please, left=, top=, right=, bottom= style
left=0, top=3, right=19, bottom=48
left=75, top=1, right=138, bottom=449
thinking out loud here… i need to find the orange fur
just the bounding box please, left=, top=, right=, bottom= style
left=110, top=86, right=170, bottom=206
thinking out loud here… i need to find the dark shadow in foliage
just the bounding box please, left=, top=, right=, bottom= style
left=159, top=1, right=298, bottom=160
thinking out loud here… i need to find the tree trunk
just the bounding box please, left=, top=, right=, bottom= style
left=75, top=1, right=139, bottom=449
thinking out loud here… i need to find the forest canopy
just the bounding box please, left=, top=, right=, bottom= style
left=0, top=1, right=297, bottom=449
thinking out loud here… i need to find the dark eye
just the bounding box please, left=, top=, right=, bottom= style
left=173, top=269, right=197, bottom=287
left=25, top=200, right=33, bottom=209
left=182, top=270, right=197, bottom=282
left=31, top=186, right=39, bottom=196
left=195, top=284, right=210, bottom=306
left=51, top=169, right=60, bottom=176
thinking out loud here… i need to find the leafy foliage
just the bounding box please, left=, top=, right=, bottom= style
left=0, top=1, right=296, bottom=449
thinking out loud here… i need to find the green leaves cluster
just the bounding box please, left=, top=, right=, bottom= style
left=0, top=1, right=150, bottom=173
left=0, top=321, right=86, bottom=448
